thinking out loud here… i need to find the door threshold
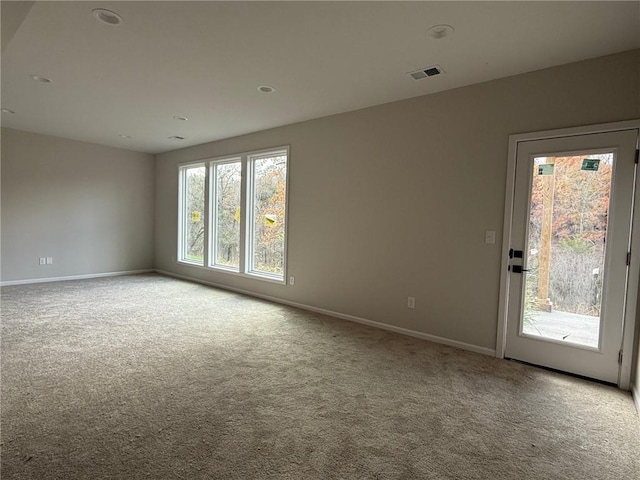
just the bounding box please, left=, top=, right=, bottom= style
left=505, top=357, right=617, bottom=388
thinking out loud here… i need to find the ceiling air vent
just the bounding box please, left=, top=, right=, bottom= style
left=408, top=65, right=444, bottom=80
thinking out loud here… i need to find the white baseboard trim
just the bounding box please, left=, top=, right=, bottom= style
left=155, top=269, right=496, bottom=357
left=632, top=383, right=640, bottom=416
left=0, top=269, right=154, bottom=287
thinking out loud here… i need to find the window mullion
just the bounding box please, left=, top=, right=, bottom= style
left=239, top=156, right=249, bottom=274
left=204, top=163, right=213, bottom=267
left=177, top=167, right=185, bottom=262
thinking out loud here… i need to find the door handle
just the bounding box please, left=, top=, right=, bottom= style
left=509, top=248, right=523, bottom=259
left=510, top=265, right=530, bottom=273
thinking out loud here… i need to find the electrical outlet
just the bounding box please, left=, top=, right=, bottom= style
left=46, top=257, right=53, bottom=265
left=39, top=257, right=46, bottom=265
left=407, top=296, right=415, bottom=309
left=289, top=276, right=295, bottom=286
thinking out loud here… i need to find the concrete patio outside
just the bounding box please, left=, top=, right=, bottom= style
left=523, top=310, right=599, bottom=348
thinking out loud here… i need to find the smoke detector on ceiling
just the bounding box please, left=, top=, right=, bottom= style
left=93, top=9, right=124, bottom=26
left=30, top=74, right=52, bottom=83
left=408, top=65, right=444, bottom=80
left=427, top=25, right=454, bottom=40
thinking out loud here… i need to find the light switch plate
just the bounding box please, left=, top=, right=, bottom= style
left=485, top=230, right=496, bottom=244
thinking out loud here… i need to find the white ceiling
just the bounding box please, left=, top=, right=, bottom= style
left=2, top=1, right=639, bottom=154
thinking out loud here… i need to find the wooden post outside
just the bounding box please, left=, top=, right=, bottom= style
left=537, top=159, right=555, bottom=312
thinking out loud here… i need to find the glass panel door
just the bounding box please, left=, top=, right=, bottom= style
left=504, top=129, right=638, bottom=384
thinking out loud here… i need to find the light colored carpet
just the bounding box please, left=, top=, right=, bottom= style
left=1, top=273, right=638, bottom=479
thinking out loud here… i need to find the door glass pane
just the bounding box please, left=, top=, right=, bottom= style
left=213, top=161, right=242, bottom=270
left=523, top=153, right=614, bottom=348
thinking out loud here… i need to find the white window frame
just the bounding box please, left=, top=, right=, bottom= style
left=245, top=150, right=290, bottom=281
left=177, top=162, right=207, bottom=266
left=208, top=157, right=242, bottom=273
left=177, top=146, right=290, bottom=284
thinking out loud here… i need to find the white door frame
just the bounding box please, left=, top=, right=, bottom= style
left=496, top=119, right=640, bottom=389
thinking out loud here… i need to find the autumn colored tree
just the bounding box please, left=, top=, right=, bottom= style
left=528, top=154, right=612, bottom=315
left=180, top=155, right=287, bottom=274
left=214, top=162, right=242, bottom=267
left=185, top=166, right=206, bottom=261
left=251, top=156, right=287, bottom=274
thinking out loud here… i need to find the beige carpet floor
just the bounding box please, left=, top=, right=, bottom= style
left=1, top=273, right=639, bottom=479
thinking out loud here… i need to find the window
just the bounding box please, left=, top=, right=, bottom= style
left=247, top=153, right=288, bottom=277
left=178, top=147, right=289, bottom=283
left=178, top=163, right=206, bottom=265
left=210, top=159, right=242, bottom=271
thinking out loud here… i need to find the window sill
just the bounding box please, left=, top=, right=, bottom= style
left=176, top=260, right=286, bottom=285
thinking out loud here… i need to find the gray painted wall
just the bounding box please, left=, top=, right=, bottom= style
left=1, top=50, right=638, bottom=397
left=1, top=128, right=155, bottom=281
left=155, top=50, right=639, bottom=354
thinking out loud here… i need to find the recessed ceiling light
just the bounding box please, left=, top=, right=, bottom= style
left=427, top=24, right=454, bottom=39
left=168, top=136, right=185, bottom=140
left=173, top=116, right=188, bottom=121
left=30, top=75, right=52, bottom=83
left=119, top=134, right=131, bottom=139
left=1, top=108, right=15, bottom=114
left=93, top=8, right=123, bottom=26
left=257, top=86, right=276, bottom=93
